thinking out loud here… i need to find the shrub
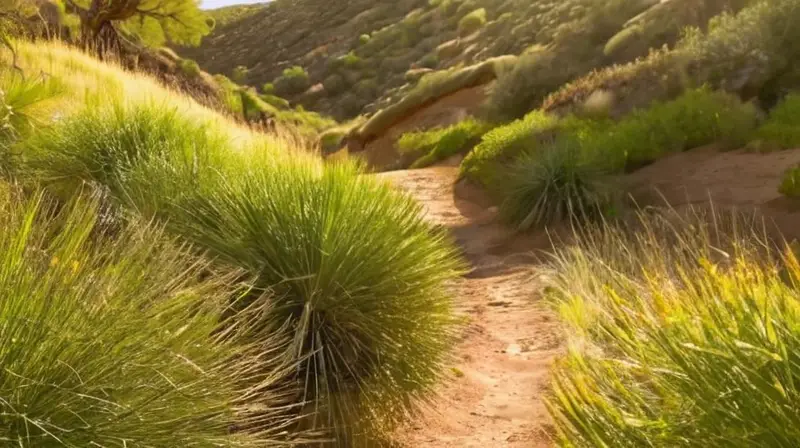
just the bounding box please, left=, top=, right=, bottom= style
left=756, top=93, right=800, bottom=149
left=458, top=8, right=487, bottom=37
left=178, top=58, right=201, bottom=78
left=274, top=66, right=311, bottom=96
left=261, top=93, right=290, bottom=110
left=342, top=50, right=363, bottom=68
left=22, top=103, right=463, bottom=444
left=460, top=110, right=559, bottom=188
left=153, top=160, right=464, bottom=442
left=398, top=118, right=491, bottom=168
left=354, top=78, right=379, bottom=98
left=500, top=137, right=613, bottom=230
left=420, top=52, right=440, bottom=69
left=232, top=65, right=249, bottom=83
left=0, top=189, right=288, bottom=446
left=262, top=82, right=275, bottom=94
left=485, top=48, right=590, bottom=122
left=359, top=33, right=371, bottom=45
left=214, top=74, right=244, bottom=116
left=323, top=73, right=347, bottom=96
left=547, top=205, right=800, bottom=446
left=594, top=88, right=759, bottom=170
left=780, top=165, right=800, bottom=197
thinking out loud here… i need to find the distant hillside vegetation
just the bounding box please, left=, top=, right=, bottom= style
left=180, top=0, right=748, bottom=121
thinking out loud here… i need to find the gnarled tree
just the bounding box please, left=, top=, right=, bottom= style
left=64, top=0, right=211, bottom=52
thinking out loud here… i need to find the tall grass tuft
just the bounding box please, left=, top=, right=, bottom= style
left=546, top=204, right=800, bottom=446
left=500, top=137, right=613, bottom=231
left=22, top=102, right=465, bottom=444
left=164, top=160, right=465, bottom=443
left=0, top=187, right=294, bottom=446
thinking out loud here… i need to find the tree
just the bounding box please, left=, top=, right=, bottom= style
left=64, top=0, right=212, bottom=50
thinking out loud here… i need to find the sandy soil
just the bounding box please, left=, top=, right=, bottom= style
left=626, top=146, right=800, bottom=240
left=378, top=166, right=563, bottom=448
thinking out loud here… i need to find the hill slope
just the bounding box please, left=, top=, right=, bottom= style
left=177, top=0, right=659, bottom=120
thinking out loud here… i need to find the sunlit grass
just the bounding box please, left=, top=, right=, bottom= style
left=0, top=186, right=296, bottom=446
left=545, top=205, right=800, bottom=446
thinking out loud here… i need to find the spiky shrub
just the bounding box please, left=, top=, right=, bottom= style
left=757, top=93, right=800, bottom=149
left=546, top=205, right=800, bottom=446
left=0, top=188, right=290, bottom=446
left=500, top=137, right=613, bottom=231
left=163, top=160, right=464, bottom=443
left=23, top=103, right=464, bottom=444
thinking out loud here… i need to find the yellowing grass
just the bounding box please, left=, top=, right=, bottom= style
left=6, top=40, right=277, bottom=152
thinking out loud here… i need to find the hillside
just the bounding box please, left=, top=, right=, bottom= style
left=179, top=0, right=748, bottom=121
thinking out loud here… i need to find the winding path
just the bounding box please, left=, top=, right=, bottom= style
left=379, top=166, right=562, bottom=447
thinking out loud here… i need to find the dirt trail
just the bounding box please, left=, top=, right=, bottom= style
left=378, top=166, right=562, bottom=448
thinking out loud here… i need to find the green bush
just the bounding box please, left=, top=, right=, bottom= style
left=780, top=165, right=800, bottom=197
left=323, top=73, right=347, bottom=96
left=500, top=137, right=613, bottom=230
left=232, top=65, right=249, bottom=83
left=485, top=49, right=589, bottom=122
left=342, top=50, right=363, bottom=68
left=458, top=8, right=487, bottom=37
left=595, top=88, right=759, bottom=171
left=353, top=78, right=379, bottom=98
left=261, top=93, right=290, bottom=110
left=214, top=74, right=244, bottom=116
left=0, top=189, right=287, bottom=446
left=21, top=103, right=463, bottom=444
left=274, top=66, right=311, bottom=96
left=262, top=82, right=275, bottom=94
left=547, top=205, right=800, bottom=446
left=420, top=52, right=440, bottom=69
left=756, top=93, right=800, bottom=149
left=359, top=33, right=371, bottom=45
left=460, top=110, right=559, bottom=188
left=178, top=58, right=201, bottom=78
left=398, top=118, right=491, bottom=168
left=678, top=0, right=800, bottom=103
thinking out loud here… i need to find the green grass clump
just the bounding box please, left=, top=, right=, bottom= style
left=359, top=33, right=371, bottom=45
left=23, top=102, right=463, bottom=444
left=150, top=160, right=465, bottom=443
left=460, top=110, right=558, bottom=188
left=756, top=93, right=800, bottom=149
left=261, top=93, right=290, bottom=110
left=398, top=118, right=491, bottom=168
left=547, top=205, right=800, bottom=446
left=500, top=137, right=613, bottom=230
left=779, top=165, right=800, bottom=197
left=458, top=8, right=487, bottom=37
left=0, top=189, right=289, bottom=446
left=179, top=58, right=201, bottom=78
